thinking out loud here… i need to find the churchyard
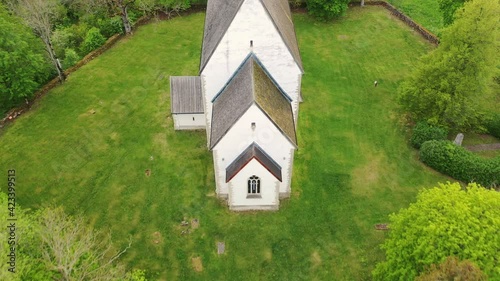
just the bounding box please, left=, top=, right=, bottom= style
left=2, top=4, right=494, bottom=280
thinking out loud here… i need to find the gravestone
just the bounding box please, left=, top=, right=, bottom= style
left=454, top=133, right=464, bottom=146
left=217, top=242, right=225, bottom=255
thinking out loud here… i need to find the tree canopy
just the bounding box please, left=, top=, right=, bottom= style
left=372, top=182, right=500, bottom=280
left=398, top=0, right=499, bottom=131
left=0, top=192, right=145, bottom=280
left=0, top=4, right=51, bottom=113
left=306, top=0, right=350, bottom=21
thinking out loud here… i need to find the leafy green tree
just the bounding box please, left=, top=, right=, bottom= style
left=416, top=256, right=487, bottom=281
left=398, top=0, right=499, bottom=131
left=438, top=0, right=466, bottom=26
left=372, top=182, right=500, bottom=280
left=0, top=4, right=49, bottom=112
left=8, top=0, right=67, bottom=82
left=0, top=192, right=143, bottom=280
left=306, top=0, right=349, bottom=21
left=82, top=27, right=106, bottom=53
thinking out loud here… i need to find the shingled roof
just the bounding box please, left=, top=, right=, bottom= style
left=170, top=76, right=204, bottom=114
left=226, top=142, right=282, bottom=182
left=200, top=0, right=303, bottom=73
left=210, top=54, right=297, bottom=149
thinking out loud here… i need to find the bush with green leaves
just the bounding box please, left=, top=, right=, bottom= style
left=306, top=0, right=350, bottom=21
left=62, top=48, right=80, bottom=69
left=82, top=27, right=106, bottom=53
left=373, top=182, right=500, bottom=280
left=485, top=114, right=500, bottom=139
left=419, top=140, right=499, bottom=187
left=410, top=122, right=448, bottom=149
left=98, top=16, right=124, bottom=37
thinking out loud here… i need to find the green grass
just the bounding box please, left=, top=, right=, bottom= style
left=0, top=7, right=449, bottom=280
left=387, top=0, right=443, bottom=35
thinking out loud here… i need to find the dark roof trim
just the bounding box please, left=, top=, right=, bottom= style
left=211, top=53, right=292, bottom=103
left=226, top=142, right=282, bottom=182
left=211, top=52, right=254, bottom=103
left=252, top=54, right=293, bottom=102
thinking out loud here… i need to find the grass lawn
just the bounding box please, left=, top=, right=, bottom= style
left=0, top=6, right=449, bottom=280
left=386, top=0, right=443, bottom=35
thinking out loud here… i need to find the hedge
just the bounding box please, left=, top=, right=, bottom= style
left=410, top=122, right=448, bottom=149
left=420, top=140, right=500, bottom=188
left=486, top=114, right=500, bottom=139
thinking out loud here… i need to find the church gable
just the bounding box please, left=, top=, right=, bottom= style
left=226, top=142, right=282, bottom=182
left=209, top=55, right=297, bottom=149
left=200, top=0, right=302, bottom=73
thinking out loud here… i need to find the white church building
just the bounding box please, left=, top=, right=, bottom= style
left=170, top=0, right=303, bottom=210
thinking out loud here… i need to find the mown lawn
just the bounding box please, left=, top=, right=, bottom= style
left=386, top=0, right=443, bottom=35
left=0, top=6, right=448, bottom=280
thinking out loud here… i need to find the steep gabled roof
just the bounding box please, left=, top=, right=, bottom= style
left=260, top=0, right=303, bottom=71
left=226, top=142, right=282, bottom=182
left=170, top=76, right=204, bottom=114
left=200, top=0, right=303, bottom=73
left=210, top=55, right=297, bottom=149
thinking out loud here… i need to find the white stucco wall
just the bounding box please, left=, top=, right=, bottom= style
left=201, top=0, right=302, bottom=134
left=213, top=105, right=294, bottom=197
left=173, top=114, right=206, bottom=130
left=228, top=159, right=279, bottom=211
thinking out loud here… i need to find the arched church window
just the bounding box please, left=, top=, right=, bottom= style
left=248, top=175, right=260, bottom=194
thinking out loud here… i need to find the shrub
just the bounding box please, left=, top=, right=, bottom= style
left=306, top=0, right=350, bottom=21
left=485, top=113, right=500, bottom=139
left=420, top=140, right=499, bottom=187
left=62, top=48, right=80, bottom=69
left=98, top=16, right=123, bottom=38
left=410, top=122, right=448, bottom=149
left=82, top=27, right=106, bottom=54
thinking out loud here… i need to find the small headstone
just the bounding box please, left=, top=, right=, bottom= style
left=191, top=219, right=199, bottom=229
left=374, top=80, right=378, bottom=87
left=453, top=133, right=464, bottom=146
left=217, top=242, right=225, bottom=255
left=191, top=257, right=203, bottom=272
left=375, top=224, right=389, bottom=230
left=181, top=220, right=189, bottom=226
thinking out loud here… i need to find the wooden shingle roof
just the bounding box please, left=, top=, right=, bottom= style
left=170, top=76, right=204, bottom=114
left=210, top=54, right=297, bottom=149
left=200, top=0, right=303, bottom=73
left=226, top=142, right=282, bottom=182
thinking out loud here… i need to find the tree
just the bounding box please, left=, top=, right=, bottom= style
left=398, top=0, right=499, bottom=131
left=39, top=207, right=132, bottom=280
left=306, top=0, right=349, bottom=21
left=372, top=182, right=500, bottom=280
left=438, top=0, right=467, bottom=26
left=0, top=193, right=140, bottom=280
left=7, top=0, right=67, bottom=82
left=416, top=257, right=487, bottom=281
left=0, top=4, right=50, bottom=111
left=68, top=0, right=134, bottom=34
